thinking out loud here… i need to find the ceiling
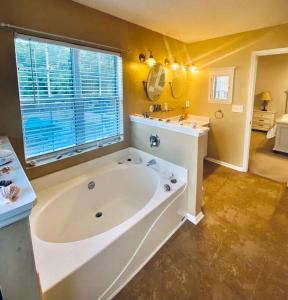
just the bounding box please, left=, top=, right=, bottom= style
left=73, top=0, right=288, bottom=43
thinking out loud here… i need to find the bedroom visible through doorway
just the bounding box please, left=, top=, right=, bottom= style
left=248, top=53, right=288, bottom=183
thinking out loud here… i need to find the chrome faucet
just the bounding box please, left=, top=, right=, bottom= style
left=178, top=114, right=186, bottom=122
left=146, top=159, right=157, bottom=167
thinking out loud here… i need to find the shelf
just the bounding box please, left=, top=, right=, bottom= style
left=0, top=137, right=36, bottom=228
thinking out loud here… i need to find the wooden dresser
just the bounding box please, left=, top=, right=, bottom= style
left=252, top=110, right=276, bottom=132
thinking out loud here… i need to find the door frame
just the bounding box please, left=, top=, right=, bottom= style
left=242, top=47, right=288, bottom=172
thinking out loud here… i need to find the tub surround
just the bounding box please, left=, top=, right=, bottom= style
left=130, top=114, right=209, bottom=222
left=31, top=148, right=187, bottom=299
left=0, top=136, right=36, bottom=228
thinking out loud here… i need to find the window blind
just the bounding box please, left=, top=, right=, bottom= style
left=14, top=34, right=123, bottom=161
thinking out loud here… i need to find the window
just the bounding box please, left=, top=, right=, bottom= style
left=14, top=34, right=123, bottom=163
left=208, top=67, right=235, bottom=104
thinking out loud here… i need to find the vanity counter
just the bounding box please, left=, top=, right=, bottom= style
left=130, top=114, right=210, bottom=137
left=0, top=136, right=36, bottom=228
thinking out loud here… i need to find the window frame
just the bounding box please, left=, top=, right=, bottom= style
left=14, top=33, right=124, bottom=165
left=208, top=67, right=235, bottom=104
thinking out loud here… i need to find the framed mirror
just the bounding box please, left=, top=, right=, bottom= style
left=208, top=67, right=235, bottom=104
left=145, top=63, right=165, bottom=101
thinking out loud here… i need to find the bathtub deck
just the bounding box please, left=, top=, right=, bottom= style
left=115, top=161, right=288, bottom=300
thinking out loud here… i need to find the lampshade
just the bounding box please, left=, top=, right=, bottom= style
left=260, top=91, right=272, bottom=101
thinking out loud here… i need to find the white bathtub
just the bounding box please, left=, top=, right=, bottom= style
left=31, top=148, right=187, bottom=300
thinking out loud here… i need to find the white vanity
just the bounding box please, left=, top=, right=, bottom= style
left=274, top=114, right=288, bottom=154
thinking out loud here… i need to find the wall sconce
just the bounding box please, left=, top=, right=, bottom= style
left=139, top=50, right=156, bottom=67
left=189, top=64, right=198, bottom=73
left=170, top=58, right=180, bottom=71
left=164, top=58, right=182, bottom=71
left=181, top=65, right=187, bottom=71
left=164, top=58, right=170, bottom=66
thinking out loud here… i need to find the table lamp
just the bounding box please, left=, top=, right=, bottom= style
left=260, top=91, right=272, bottom=111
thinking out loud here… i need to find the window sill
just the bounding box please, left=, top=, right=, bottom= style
left=25, top=136, right=124, bottom=169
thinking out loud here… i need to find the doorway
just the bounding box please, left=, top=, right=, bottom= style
left=243, top=48, right=288, bottom=183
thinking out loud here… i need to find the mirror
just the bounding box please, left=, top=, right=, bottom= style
left=208, top=67, right=235, bottom=104
left=170, top=69, right=187, bottom=99
left=145, top=63, right=165, bottom=101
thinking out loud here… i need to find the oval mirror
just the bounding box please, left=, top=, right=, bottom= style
left=146, top=63, right=165, bottom=101
left=170, top=69, right=187, bottom=99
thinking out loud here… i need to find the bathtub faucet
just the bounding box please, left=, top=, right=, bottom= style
left=146, top=159, right=157, bottom=167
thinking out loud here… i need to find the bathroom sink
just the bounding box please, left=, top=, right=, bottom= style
left=165, top=114, right=210, bottom=128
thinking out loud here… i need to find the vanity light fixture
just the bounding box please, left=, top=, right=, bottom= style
left=181, top=65, right=187, bottom=71
left=170, top=59, right=180, bottom=71
left=139, top=50, right=156, bottom=67
left=189, top=64, right=198, bottom=73
left=164, top=58, right=188, bottom=71
left=139, top=53, right=146, bottom=63
left=164, top=58, right=170, bottom=66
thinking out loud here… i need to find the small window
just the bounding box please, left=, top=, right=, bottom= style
left=14, top=34, right=123, bottom=164
left=208, top=67, right=235, bottom=104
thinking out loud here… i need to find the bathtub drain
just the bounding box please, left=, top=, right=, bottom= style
left=95, top=212, right=103, bottom=218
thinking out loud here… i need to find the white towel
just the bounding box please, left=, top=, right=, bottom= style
left=267, top=125, right=277, bottom=139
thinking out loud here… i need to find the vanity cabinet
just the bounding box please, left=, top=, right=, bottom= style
left=252, top=110, right=276, bottom=132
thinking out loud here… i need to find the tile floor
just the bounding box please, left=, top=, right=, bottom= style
left=249, top=130, right=288, bottom=183
left=115, top=161, right=288, bottom=300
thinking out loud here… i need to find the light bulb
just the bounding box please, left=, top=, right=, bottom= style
left=189, top=64, right=197, bottom=73
left=146, top=56, right=156, bottom=67
left=171, top=61, right=179, bottom=71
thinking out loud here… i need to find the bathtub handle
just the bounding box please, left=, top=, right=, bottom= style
left=150, top=134, right=160, bottom=147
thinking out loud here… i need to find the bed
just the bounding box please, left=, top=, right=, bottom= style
left=273, top=114, right=288, bottom=153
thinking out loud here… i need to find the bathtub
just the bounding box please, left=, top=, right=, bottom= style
left=30, top=147, right=187, bottom=300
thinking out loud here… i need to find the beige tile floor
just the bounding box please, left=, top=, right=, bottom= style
left=115, top=161, right=288, bottom=300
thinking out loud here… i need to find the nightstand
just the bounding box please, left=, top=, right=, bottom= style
left=252, top=110, right=276, bottom=132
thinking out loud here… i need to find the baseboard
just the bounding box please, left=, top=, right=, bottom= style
left=186, top=212, right=204, bottom=225
left=205, top=157, right=245, bottom=172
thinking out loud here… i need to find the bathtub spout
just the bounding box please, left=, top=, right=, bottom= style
left=146, top=159, right=157, bottom=167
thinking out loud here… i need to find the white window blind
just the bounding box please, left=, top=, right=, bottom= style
left=14, top=34, right=123, bottom=161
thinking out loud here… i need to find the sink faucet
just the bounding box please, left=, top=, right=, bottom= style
left=178, top=114, right=186, bottom=122
left=146, top=159, right=157, bottom=167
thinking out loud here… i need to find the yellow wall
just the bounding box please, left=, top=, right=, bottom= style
left=0, top=0, right=189, bottom=178
left=186, top=24, right=288, bottom=167
left=254, top=54, right=288, bottom=117
left=2, top=0, right=288, bottom=174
